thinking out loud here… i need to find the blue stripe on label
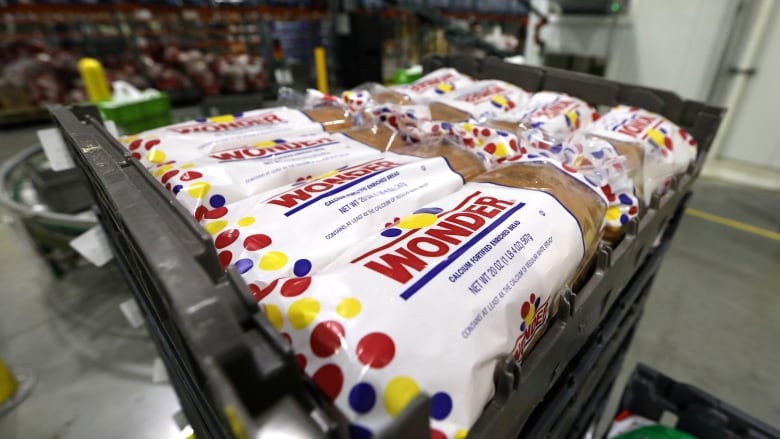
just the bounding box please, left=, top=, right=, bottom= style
left=218, top=141, right=339, bottom=162
left=399, top=201, right=526, bottom=300
left=284, top=166, right=397, bottom=217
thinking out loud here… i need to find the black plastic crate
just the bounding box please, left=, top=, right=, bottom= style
left=48, top=56, right=724, bottom=439
left=23, top=162, right=93, bottom=214
left=615, top=364, right=780, bottom=439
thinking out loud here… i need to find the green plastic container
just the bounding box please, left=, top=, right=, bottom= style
left=97, top=91, right=171, bottom=136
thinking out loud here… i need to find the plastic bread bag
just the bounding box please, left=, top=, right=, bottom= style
left=147, top=125, right=409, bottom=220
left=201, top=147, right=487, bottom=286
left=385, top=67, right=475, bottom=103
left=427, top=80, right=531, bottom=123
left=251, top=158, right=607, bottom=439
left=337, top=68, right=475, bottom=119
left=119, top=106, right=355, bottom=168
left=533, top=134, right=640, bottom=241
left=583, top=105, right=697, bottom=203
left=488, top=91, right=600, bottom=151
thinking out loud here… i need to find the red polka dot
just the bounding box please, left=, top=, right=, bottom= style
left=244, top=234, right=272, bottom=251
left=607, top=194, right=616, bottom=202
left=180, top=171, right=203, bottom=181
left=356, top=333, right=395, bottom=369
left=194, top=206, right=208, bottom=222
left=131, top=152, right=141, bottom=160
left=203, top=206, right=228, bottom=219
left=312, top=364, right=344, bottom=401
left=509, top=139, right=518, bottom=151
left=218, top=250, right=232, bottom=270
left=128, top=139, right=143, bottom=150
left=310, top=321, right=345, bottom=357
left=165, top=183, right=172, bottom=191
left=484, top=143, right=496, bottom=154
left=562, top=163, right=577, bottom=173
left=280, top=277, right=311, bottom=297
left=521, top=301, right=530, bottom=317
left=629, top=206, right=638, bottom=215
left=144, top=139, right=160, bottom=150
left=160, top=169, right=179, bottom=184
left=431, top=429, right=447, bottom=439
left=215, top=229, right=240, bottom=249
left=481, top=128, right=491, bottom=136
left=281, top=332, right=292, bottom=345
left=296, top=354, right=307, bottom=370
left=250, top=279, right=277, bottom=302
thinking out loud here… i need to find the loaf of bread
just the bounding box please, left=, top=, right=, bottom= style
left=583, top=105, right=697, bottom=203
left=253, top=171, right=602, bottom=438
left=390, top=142, right=488, bottom=181
left=121, top=107, right=354, bottom=168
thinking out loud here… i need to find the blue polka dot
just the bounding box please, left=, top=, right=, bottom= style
left=235, top=258, right=253, bottom=274
left=233, top=112, right=244, bottom=117
left=431, top=392, right=453, bottom=420
left=210, top=194, right=226, bottom=208
left=531, top=121, right=544, bottom=128
left=591, top=150, right=605, bottom=159
left=293, top=259, right=312, bottom=277
left=441, top=122, right=452, bottom=130
left=497, top=130, right=509, bottom=136
left=550, top=144, right=563, bottom=154
left=196, top=117, right=207, bottom=123
left=349, top=424, right=373, bottom=439
left=620, top=214, right=630, bottom=225
left=414, top=207, right=443, bottom=215
left=274, top=138, right=285, bottom=144
left=618, top=194, right=633, bottom=205
left=172, top=184, right=183, bottom=195
left=348, top=383, right=376, bottom=414
left=381, top=228, right=402, bottom=238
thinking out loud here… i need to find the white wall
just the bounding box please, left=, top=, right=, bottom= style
left=606, top=0, right=738, bottom=102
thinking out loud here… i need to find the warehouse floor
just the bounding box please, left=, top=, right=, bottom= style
left=1, top=122, right=779, bottom=438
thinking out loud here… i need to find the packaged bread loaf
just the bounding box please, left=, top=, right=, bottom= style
left=428, top=80, right=531, bottom=122
left=252, top=160, right=607, bottom=439
left=493, top=91, right=600, bottom=150
left=381, top=67, right=475, bottom=103
left=583, top=105, right=697, bottom=203
left=148, top=126, right=409, bottom=219
left=119, top=106, right=354, bottom=168
left=202, top=149, right=483, bottom=288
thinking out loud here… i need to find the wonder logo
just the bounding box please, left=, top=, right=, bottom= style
left=511, top=293, right=549, bottom=361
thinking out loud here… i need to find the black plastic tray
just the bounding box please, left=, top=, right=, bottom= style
left=48, top=56, right=724, bottom=439
left=615, top=364, right=780, bottom=439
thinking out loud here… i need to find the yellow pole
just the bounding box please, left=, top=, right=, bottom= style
left=0, top=358, right=18, bottom=405
left=78, top=57, right=112, bottom=102
left=314, top=47, right=329, bottom=95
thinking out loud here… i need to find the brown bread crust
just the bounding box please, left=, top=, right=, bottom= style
left=303, top=107, right=355, bottom=132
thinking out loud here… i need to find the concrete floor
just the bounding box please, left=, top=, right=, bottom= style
left=1, top=122, right=779, bottom=438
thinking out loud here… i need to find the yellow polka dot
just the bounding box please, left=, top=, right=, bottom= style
left=288, top=298, right=320, bottom=329
left=462, top=123, right=474, bottom=132
left=313, top=169, right=339, bottom=180
left=384, top=376, right=420, bottom=417
left=454, top=429, right=469, bottom=439
left=153, top=164, right=174, bottom=177
left=237, top=216, right=256, bottom=227
left=253, top=139, right=278, bottom=148
left=336, top=298, right=362, bottom=319
left=208, top=114, right=235, bottom=123
left=477, top=138, right=485, bottom=146
left=606, top=206, right=621, bottom=221
left=397, top=213, right=437, bottom=229
left=179, top=163, right=196, bottom=169
left=494, top=142, right=509, bottom=158
left=205, top=220, right=228, bottom=235
left=264, top=304, right=283, bottom=331
left=259, top=251, right=288, bottom=271
left=146, top=149, right=166, bottom=164
left=186, top=181, right=211, bottom=199
left=525, top=305, right=536, bottom=327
